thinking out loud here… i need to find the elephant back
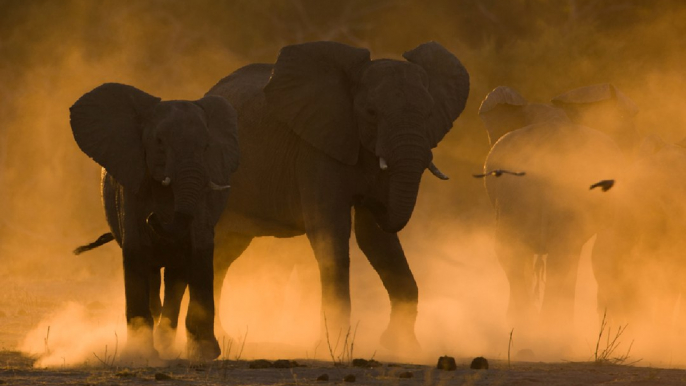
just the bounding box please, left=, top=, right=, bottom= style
left=486, top=121, right=623, bottom=246
left=206, top=63, right=273, bottom=112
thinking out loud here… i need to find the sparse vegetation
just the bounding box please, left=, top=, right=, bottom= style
left=593, top=309, right=637, bottom=365
left=43, top=326, right=50, bottom=356
left=92, top=332, right=118, bottom=368
left=323, top=315, right=359, bottom=367
left=508, top=328, right=514, bottom=369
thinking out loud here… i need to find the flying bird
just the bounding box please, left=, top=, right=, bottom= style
left=589, top=179, right=615, bottom=192
left=473, top=169, right=526, bottom=178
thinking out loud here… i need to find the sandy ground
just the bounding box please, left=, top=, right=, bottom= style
left=2, top=350, right=686, bottom=385
left=3, top=255, right=686, bottom=385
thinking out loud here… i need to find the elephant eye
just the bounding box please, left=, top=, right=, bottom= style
left=366, top=108, right=377, bottom=117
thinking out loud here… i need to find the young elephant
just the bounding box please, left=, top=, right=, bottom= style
left=70, top=83, right=239, bottom=361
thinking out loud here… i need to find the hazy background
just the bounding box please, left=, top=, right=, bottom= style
left=2, top=0, right=686, bottom=367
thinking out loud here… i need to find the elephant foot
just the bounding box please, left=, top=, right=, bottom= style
left=154, top=318, right=179, bottom=358
left=379, top=326, right=421, bottom=354
left=187, top=336, right=221, bottom=361
left=214, top=323, right=231, bottom=350
left=121, top=320, right=166, bottom=366
left=119, top=344, right=166, bottom=367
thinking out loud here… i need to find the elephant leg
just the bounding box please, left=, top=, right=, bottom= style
left=540, top=242, right=583, bottom=337
left=353, top=204, right=419, bottom=351
left=149, top=268, right=162, bottom=323
left=155, top=266, right=188, bottom=356
left=185, top=246, right=221, bottom=360
left=592, top=227, right=635, bottom=324
left=303, top=206, right=353, bottom=344
left=213, top=232, right=253, bottom=342
left=121, top=246, right=159, bottom=361
left=494, top=233, right=536, bottom=331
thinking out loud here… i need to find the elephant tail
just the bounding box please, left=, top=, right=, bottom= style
left=73, top=233, right=115, bottom=255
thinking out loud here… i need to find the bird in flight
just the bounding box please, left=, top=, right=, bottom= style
left=589, top=179, right=615, bottom=192
left=473, top=169, right=526, bottom=178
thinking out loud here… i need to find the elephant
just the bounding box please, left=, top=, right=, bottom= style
left=591, top=135, right=686, bottom=337
left=551, top=83, right=640, bottom=158
left=478, top=86, right=624, bottom=346
left=69, top=83, right=240, bottom=361
left=153, top=40, right=470, bottom=352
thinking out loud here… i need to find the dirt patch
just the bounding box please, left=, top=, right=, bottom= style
left=2, top=351, right=686, bottom=385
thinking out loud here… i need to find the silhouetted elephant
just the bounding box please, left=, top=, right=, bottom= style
left=70, top=83, right=239, bottom=361
left=155, top=41, right=470, bottom=352
left=478, top=86, right=623, bottom=344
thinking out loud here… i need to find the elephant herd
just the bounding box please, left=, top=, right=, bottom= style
left=69, top=41, right=685, bottom=362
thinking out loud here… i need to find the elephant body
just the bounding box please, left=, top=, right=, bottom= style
left=70, top=83, right=239, bottom=361
left=479, top=87, right=624, bottom=346
left=157, top=41, right=470, bottom=351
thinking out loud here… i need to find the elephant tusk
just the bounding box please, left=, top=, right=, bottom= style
left=208, top=181, right=231, bottom=191
left=379, top=157, right=388, bottom=170
left=428, top=162, right=449, bottom=180
left=161, top=177, right=171, bottom=186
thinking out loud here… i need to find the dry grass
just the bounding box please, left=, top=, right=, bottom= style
left=593, top=309, right=638, bottom=365
left=323, top=315, right=359, bottom=367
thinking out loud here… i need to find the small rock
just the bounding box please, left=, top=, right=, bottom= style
left=343, top=374, right=356, bottom=382
left=515, top=349, right=536, bottom=361
left=273, top=359, right=299, bottom=368
left=399, top=371, right=414, bottom=378
left=470, top=356, right=489, bottom=370
left=154, top=373, right=172, bottom=380
left=352, top=358, right=382, bottom=368
left=249, top=359, right=273, bottom=369
left=436, top=356, right=457, bottom=371
left=316, top=373, right=329, bottom=381
left=115, top=370, right=136, bottom=377
left=352, top=358, right=368, bottom=367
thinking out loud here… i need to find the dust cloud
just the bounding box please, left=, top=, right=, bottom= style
left=3, top=0, right=686, bottom=368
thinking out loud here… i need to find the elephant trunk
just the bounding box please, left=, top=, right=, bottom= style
left=147, top=159, right=205, bottom=241
left=173, top=159, right=206, bottom=218
left=381, top=136, right=430, bottom=233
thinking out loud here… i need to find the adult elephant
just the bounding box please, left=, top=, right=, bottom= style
left=158, top=41, right=470, bottom=351
left=70, top=83, right=239, bottom=361
left=478, top=86, right=623, bottom=345
left=551, top=83, right=640, bottom=157
left=591, top=135, right=686, bottom=334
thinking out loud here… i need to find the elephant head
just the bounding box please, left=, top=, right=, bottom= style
left=70, top=83, right=239, bottom=239
left=478, top=86, right=571, bottom=147
left=264, top=41, right=469, bottom=232
left=552, top=83, right=639, bottom=155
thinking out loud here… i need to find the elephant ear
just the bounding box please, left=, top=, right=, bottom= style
left=195, top=96, right=240, bottom=185
left=264, top=41, right=371, bottom=165
left=403, top=41, right=470, bottom=148
left=70, top=83, right=160, bottom=192
left=478, top=86, right=528, bottom=146
left=551, top=83, right=639, bottom=120
left=637, top=134, right=668, bottom=158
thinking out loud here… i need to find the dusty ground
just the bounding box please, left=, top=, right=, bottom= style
left=2, top=350, right=686, bottom=385
left=3, top=268, right=686, bottom=385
